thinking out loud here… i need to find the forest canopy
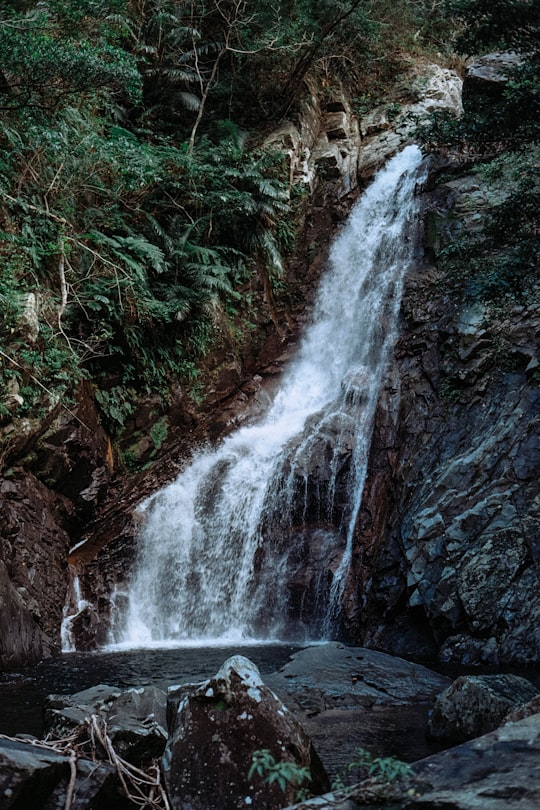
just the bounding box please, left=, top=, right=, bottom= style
left=0, top=0, right=536, bottom=446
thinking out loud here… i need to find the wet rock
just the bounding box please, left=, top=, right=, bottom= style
left=66, top=604, right=101, bottom=652
left=504, top=694, right=540, bottom=723
left=162, top=655, right=330, bottom=810
left=44, top=684, right=167, bottom=765
left=438, top=634, right=499, bottom=667
left=0, top=560, right=53, bottom=670
left=266, top=644, right=450, bottom=775
left=0, top=471, right=73, bottom=668
left=360, top=263, right=540, bottom=663
left=412, top=712, right=540, bottom=809
left=426, top=674, right=539, bottom=743
left=286, top=713, right=540, bottom=809
left=357, top=65, right=462, bottom=177
left=0, top=736, right=128, bottom=810
left=266, top=643, right=450, bottom=712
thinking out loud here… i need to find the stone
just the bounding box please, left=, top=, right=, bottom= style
left=266, top=643, right=450, bottom=712
left=285, top=713, right=540, bottom=809
left=438, top=634, right=499, bottom=667
left=412, top=713, right=540, bottom=809
left=162, top=655, right=330, bottom=810
left=265, top=644, right=450, bottom=775
left=357, top=65, right=462, bottom=177
left=325, top=112, right=350, bottom=140
left=504, top=695, right=540, bottom=723
left=0, top=736, right=128, bottom=810
left=463, top=52, right=523, bottom=105
left=19, top=292, right=40, bottom=343
left=0, top=560, right=53, bottom=671
left=426, top=674, right=539, bottom=743
left=43, top=684, right=168, bottom=765
left=66, top=604, right=101, bottom=652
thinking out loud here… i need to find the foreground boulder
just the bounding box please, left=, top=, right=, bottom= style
left=43, top=683, right=168, bottom=765
left=162, top=655, right=330, bottom=810
left=0, top=737, right=131, bottom=810
left=286, top=712, right=540, bottom=809
left=426, top=674, right=539, bottom=743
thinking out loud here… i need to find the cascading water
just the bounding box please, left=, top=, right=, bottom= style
left=114, top=145, right=427, bottom=647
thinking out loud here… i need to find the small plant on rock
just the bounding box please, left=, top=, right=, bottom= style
left=249, top=748, right=312, bottom=801
left=348, top=747, right=413, bottom=784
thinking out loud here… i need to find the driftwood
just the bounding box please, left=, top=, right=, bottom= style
left=1, top=713, right=170, bottom=810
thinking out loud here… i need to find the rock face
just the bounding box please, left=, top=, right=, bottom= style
left=356, top=63, right=462, bottom=178
left=426, top=674, right=539, bottom=743
left=463, top=51, right=523, bottom=104
left=0, top=380, right=115, bottom=669
left=0, top=470, right=74, bottom=668
left=351, top=160, right=540, bottom=662
left=162, top=655, right=330, bottom=810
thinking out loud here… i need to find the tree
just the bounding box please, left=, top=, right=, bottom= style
left=446, top=0, right=540, bottom=55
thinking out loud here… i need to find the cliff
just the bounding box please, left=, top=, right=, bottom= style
left=1, top=55, right=537, bottom=670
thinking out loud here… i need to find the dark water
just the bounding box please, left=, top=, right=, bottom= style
left=0, top=644, right=301, bottom=738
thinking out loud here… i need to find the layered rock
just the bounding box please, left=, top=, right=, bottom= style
left=355, top=258, right=540, bottom=662
left=0, top=383, right=114, bottom=669
left=352, top=72, right=540, bottom=662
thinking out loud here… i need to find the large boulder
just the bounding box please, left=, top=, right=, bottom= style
left=426, top=674, right=539, bottom=743
left=285, top=712, right=540, bottom=809
left=265, top=643, right=451, bottom=775
left=162, top=655, right=330, bottom=810
left=0, top=736, right=129, bottom=810
left=43, top=683, right=167, bottom=765
left=266, top=643, right=450, bottom=713
left=463, top=52, right=523, bottom=105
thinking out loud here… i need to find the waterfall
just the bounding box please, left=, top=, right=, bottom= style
left=61, top=570, right=91, bottom=652
left=114, top=145, right=426, bottom=648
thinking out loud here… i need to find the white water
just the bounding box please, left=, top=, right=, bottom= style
left=113, top=145, right=426, bottom=647
left=61, top=571, right=91, bottom=652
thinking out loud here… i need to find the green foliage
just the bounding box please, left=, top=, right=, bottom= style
left=0, top=0, right=454, bottom=441
left=149, top=416, right=169, bottom=452
left=347, top=748, right=413, bottom=784
left=417, top=1, right=539, bottom=313
left=0, top=2, right=141, bottom=108
left=445, top=0, right=540, bottom=55
left=435, top=148, right=540, bottom=302
left=249, top=749, right=312, bottom=800
left=417, top=56, right=540, bottom=150
left=418, top=0, right=539, bottom=151
left=94, top=386, right=135, bottom=432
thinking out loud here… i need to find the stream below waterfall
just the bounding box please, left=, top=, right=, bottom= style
left=0, top=645, right=300, bottom=739
left=101, top=145, right=428, bottom=648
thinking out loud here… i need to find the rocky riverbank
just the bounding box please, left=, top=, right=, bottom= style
left=1, top=644, right=539, bottom=809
